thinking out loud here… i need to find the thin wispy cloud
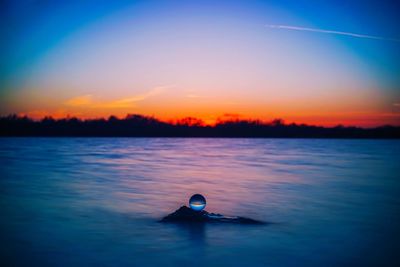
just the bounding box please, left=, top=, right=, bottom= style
left=265, top=24, right=400, bottom=42
left=65, top=85, right=172, bottom=109
left=65, top=95, right=93, bottom=107
left=101, top=86, right=169, bottom=109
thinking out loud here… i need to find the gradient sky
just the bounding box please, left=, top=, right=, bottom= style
left=1, top=0, right=399, bottom=126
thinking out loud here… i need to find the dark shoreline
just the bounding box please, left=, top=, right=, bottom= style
left=1, top=114, right=399, bottom=138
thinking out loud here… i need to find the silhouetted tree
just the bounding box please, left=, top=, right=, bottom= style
left=176, top=117, right=205, bottom=127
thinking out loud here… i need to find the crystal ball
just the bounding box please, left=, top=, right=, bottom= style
left=189, top=194, right=206, bottom=211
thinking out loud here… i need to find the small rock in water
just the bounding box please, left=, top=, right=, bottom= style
left=162, top=194, right=265, bottom=224
left=161, top=206, right=265, bottom=225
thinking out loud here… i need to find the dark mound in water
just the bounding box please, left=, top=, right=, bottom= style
left=161, top=206, right=265, bottom=225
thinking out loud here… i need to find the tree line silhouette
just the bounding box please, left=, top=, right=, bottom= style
left=1, top=114, right=399, bottom=138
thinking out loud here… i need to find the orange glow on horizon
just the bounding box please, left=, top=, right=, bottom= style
left=15, top=109, right=400, bottom=128
left=6, top=81, right=398, bottom=128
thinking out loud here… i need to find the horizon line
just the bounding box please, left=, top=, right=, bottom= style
left=1, top=113, right=399, bottom=129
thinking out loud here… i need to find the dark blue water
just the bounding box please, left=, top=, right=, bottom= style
left=1, top=138, right=399, bottom=266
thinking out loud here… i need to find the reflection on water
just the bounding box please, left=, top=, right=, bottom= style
left=1, top=138, right=399, bottom=266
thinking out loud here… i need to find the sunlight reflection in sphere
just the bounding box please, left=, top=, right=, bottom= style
left=189, top=194, right=206, bottom=211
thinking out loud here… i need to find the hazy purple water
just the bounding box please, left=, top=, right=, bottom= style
left=1, top=138, right=399, bottom=266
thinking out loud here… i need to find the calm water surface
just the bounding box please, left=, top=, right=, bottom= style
left=1, top=138, right=399, bottom=266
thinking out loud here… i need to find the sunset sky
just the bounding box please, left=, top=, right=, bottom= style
left=1, top=0, right=399, bottom=126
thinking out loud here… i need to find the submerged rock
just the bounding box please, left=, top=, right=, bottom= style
left=161, top=206, right=265, bottom=225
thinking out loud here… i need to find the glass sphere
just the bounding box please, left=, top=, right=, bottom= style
left=189, top=194, right=206, bottom=211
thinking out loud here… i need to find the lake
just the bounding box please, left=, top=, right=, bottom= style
left=1, top=138, right=399, bottom=266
